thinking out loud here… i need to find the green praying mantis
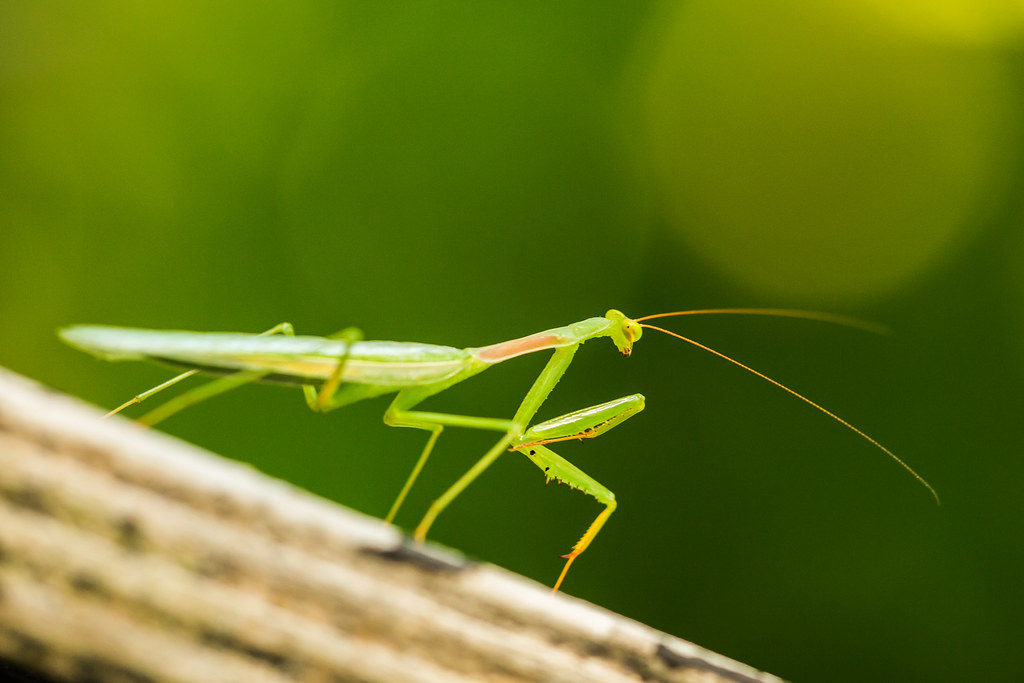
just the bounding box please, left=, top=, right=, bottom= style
left=59, top=308, right=938, bottom=592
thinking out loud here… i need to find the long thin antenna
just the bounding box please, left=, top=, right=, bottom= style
left=636, top=308, right=889, bottom=335
left=640, top=320, right=939, bottom=505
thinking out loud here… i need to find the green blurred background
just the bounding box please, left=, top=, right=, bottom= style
left=3, top=2, right=1024, bottom=680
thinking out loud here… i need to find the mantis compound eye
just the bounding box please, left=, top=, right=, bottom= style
left=624, top=320, right=642, bottom=343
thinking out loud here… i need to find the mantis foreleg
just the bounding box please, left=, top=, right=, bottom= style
left=509, top=393, right=643, bottom=591
left=515, top=443, right=617, bottom=593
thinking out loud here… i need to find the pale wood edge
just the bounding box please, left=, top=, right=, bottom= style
left=0, top=366, right=786, bottom=683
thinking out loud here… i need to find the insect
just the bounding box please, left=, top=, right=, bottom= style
left=59, top=309, right=938, bottom=592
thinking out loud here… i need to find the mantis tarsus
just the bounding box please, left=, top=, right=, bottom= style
left=59, top=308, right=938, bottom=592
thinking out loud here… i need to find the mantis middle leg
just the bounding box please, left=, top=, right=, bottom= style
left=376, top=345, right=582, bottom=530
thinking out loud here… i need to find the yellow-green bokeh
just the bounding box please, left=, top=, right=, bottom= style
left=636, top=1, right=1016, bottom=302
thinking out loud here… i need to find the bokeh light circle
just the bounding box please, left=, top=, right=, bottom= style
left=638, top=1, right=1015, bottom=301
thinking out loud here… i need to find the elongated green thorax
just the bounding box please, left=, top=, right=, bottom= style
left=470, top=311, right=641, bottom=364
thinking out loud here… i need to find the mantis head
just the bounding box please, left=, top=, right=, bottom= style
left=604, top=309, right=643, bottom=356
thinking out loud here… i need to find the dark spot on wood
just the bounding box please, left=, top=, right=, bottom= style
left=200, top=630, right=294, bottom=672
left=0, top=656, right=64, bottom=683
left=655, top=643, right=763, bottom=683
left=583, top=640, right=612, bottom=659
left=70, top=572, right=107, bottom=598
left=6, top=487, right=50, bottom=516
left=5, top=632, right=47, bottom=665
left=117, top=517, right=144, bottom=551
left=366, top=539, right=471, bottom=574
left=76, top=656, right=157, bottom=683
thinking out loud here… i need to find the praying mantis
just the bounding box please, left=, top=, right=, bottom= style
left=58, top=308, right=938, bottom=592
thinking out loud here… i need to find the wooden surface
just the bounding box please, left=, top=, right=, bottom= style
left=0, top=367, right=785, bottom=683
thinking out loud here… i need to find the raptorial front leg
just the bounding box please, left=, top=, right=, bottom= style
left=515, top=443, right=617, bottom=593
left=510, top=393, right=644, bottom=591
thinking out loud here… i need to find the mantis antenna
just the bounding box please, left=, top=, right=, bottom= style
left=634, top=309, right=940, bottom=505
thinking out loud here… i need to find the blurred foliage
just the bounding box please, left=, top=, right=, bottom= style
left=2, top=3, right=1024, bottom=681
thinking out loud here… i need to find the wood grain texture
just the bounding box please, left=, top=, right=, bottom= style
left=0, top=367, right=784, bottom=683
